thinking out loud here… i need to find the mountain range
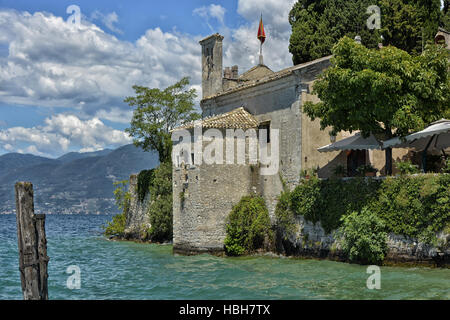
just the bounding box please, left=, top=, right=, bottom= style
left=0, top=144, right=159, bottom=214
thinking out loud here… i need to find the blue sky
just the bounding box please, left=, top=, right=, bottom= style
left=0, top=0, right=296, bottom=157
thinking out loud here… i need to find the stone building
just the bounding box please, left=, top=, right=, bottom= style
left=171, top=33, right=407, bottom=255
left=435, top=27, right=450, bottom=49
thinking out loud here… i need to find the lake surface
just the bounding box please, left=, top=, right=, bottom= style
left=0, top=214, right=449, bottom=300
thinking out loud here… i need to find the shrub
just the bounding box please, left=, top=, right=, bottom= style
left=395, top=160, right=420, bottom=175
left=274, top=190, right=296, bottom=240
left=224, top=196, right=274, bottom=256
left=356, top=164, right=377, bottom=176
left=370, top=175, right=450, bottom=242
left=290, top=177, right=380, bottom=233
left=339, top=208, right=388, bottom=265
left=103, top=212, right=127, bottom=237
left=147, top=162, right=173, bottom=242
left=103, top=180, right=130, bottom=237
left=442, top=158, right=450, bottom=174
left=284, top=174, right=449, bottom=244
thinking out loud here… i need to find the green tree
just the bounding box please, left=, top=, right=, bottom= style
left=303, top=36, right=449, bottom=174
left=125, top=77, right=201, bottom=163
left=147, top=162, right=173, bottom=242
left=441, top=0, right=450, bottom=31
left=289, top=0, right=442, bottom=65
left=289, top=0, right=380, bottom=65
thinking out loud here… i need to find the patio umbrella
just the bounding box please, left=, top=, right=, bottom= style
left=382, top=119, right=450, bottom=172
left=318, top=132, right=382, bottom=152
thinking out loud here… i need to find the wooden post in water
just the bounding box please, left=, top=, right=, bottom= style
left=15, top=182, right=49, bottom=300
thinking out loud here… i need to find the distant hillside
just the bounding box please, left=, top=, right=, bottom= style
left=57, top=149, right=113, bottom=163
left=0, top=144, right=159, bottom=214
left=0, top=153, right=56, bottom=177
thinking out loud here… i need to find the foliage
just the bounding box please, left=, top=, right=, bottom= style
left=395, top=160, right=420, bottom=175
left=288, top=0, right=443, bottom=65
left=103, top=212, right=127, bottom=237
left=356, top=164, right=377, bottom=176
left=125, top=77, right=201, bottom=163
left=274, top=190, right=296, bottom=240
left=290, top=177, right=380, bottom=233
left=300, top=167, right=319, bottom=179
left=289, top=0, right=381, bottom=65
left=147, top=162, right=173, bottom=242
left=443, top=158, right=450, bottom=174
left=379, top=0, right=441, bottom=55
left=369, top=175, right=450, bottom=243
left=285, top=175, right=450, bottom=243
left=137, top=169, right=155, bottom=202
left=303, top=36, right=449, bottom=174
left=103, top=180, right=131, bottom=237
left=339, top=208, right=388, bottom=265
left=224, top=196, right=274, bottom=256
left=442, top=0, right=450, bottom=31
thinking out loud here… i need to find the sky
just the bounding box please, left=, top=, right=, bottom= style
left=0, top=0, right=297, bottom=158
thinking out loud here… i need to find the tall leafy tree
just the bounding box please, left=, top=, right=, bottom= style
left=303, top=36, right=449, bottom=175
left=289, top=0, right=442, bottom=65
left=441, top=0, right=450, bottom=31
left=125, top=77, right=201, bottom=163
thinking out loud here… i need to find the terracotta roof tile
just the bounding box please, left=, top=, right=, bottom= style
left=172, top=107, right=258, bottom=131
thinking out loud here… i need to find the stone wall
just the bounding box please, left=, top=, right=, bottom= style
left=173, top=162, right=257, bottom=254
left=277, top=215, right=450, bottom=266
left=123, top=174, right=152, bottom=241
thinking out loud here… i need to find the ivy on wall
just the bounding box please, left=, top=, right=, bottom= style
left=277, top=174, right=450, bottom=243
left=137, top=169, right=155, bottom=202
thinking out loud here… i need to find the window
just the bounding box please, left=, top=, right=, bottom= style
left=258, top=121, right=271, bottom=143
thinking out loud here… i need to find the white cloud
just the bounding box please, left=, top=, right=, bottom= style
left=0, top=9, right=201, bottom=120
left=0, top=2, right=298, bottom=155
left=91, top=11, right=123, bottom=34
left=193, top=4, right=226, bottom=31
left=223, top=0, right=296, bottom=71
left=0, top=114, right=131, bottom=157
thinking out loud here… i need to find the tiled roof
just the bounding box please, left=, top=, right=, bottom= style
left=202, top=55, right=332, bottom=101
left=172, top=107, right=258, bottom=131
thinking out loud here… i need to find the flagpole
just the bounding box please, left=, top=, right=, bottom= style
left=259, top=13, right=263, bottom=65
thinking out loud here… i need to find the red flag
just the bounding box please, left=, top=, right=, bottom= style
left=257, top=15, right=266, bottom=44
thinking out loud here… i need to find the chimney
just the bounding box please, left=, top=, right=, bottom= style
left=199, top=33, right=224, bottom=99
left=231, top=65, right=238, bottom=79
left=224, top=67, right=231, bottom=79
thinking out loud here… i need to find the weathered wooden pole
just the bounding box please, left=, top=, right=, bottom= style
left=15, top=182, right=49, bottom=300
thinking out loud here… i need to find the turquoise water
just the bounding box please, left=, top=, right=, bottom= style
left=0, top=214, right=449, bottom=300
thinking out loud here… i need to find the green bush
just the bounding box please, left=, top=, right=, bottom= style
left=283, top=174, right=450, bottom=245
left=290, top=177, right=380, bottom=233
left=147, top=162, right=173, bottom=242
left=339, top=208, right=388, bottom=265
left=274, top=190, right=296, bottom=240
left=442, top=158, right=450, bottom=174
left=103, top=213, right=127, bottom=237
left=395, top=160, right=420, bottom=175
left=103, top=180, right=130, bottom=237
left=370, top=174, right=450, bottom=243
left=224, top=196, right=274, bottom=256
